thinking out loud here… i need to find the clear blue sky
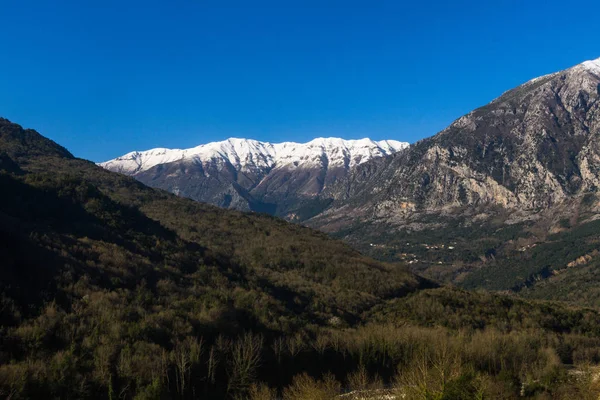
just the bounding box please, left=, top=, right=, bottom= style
left=1, top=0, right=599, bottom=162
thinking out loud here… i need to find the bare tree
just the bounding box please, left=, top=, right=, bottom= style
left=173, top=337, right=204, bottom=397
left=227, top=332, right=263, bottom=398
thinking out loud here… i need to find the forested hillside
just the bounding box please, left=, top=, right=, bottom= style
left=3, top=118, right=600, bottom=399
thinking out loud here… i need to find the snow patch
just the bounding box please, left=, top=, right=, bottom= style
left=580, top=57, right=600, bottom=75
left=99, top=138, right=409, bottom=175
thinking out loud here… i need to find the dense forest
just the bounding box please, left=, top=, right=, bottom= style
left=3, top=117, right=600, bottom=399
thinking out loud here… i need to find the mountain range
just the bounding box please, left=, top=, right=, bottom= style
left=5, top=58, right=600, bottom=399
left=308, top=57, right=600, bottom=298
left=102, top=58, right=600, bottom=225
left=100, top=138, right=408, bottom=218
left=316, top=57, right=600, bottom=220
left=5, top=115, right=600, bottom=399
left=101, top=57, right=600, bottom=301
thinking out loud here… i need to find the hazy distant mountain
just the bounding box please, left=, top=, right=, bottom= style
left=100, top=137, right=408, bottom=218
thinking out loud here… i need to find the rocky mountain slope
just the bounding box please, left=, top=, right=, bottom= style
left=100, top=138, right=408, bottom=218
left=312, top=57, right=600, bottom=225
left=307, top=57, right=600, bottom=296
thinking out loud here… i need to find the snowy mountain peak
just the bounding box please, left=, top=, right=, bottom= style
left=579, top=57, right=600, bottom=74
left=492, top=57, right=600, bottom=105
left=99, top=137, right=409, bottom=175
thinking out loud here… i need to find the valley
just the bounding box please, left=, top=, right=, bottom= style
left=4, top=111, right=600, bottom=398
left=100, top=57, right=600, bottom=305
left=3, top=53, right=600, bottom=399
left=5, top=2, right=600, bottom=398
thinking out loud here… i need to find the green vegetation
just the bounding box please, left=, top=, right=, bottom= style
left=331, top=211, right=533, bottom=283
left=332, top=200, right=600, bottom=308
left=460, top=217, right=600, bottom=296
left=4, top=118, right=600, bottom=399
left=0, top=119, right=426, bottom=398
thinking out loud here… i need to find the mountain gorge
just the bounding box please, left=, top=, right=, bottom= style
left=100, top=138, right=408, bottom=219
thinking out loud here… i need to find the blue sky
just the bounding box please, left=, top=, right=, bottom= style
left=1, top=0, right=599, bottom=162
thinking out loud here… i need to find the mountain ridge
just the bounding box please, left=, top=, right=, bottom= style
left=0, top=115, right=430, bottom=324
left=100, top=137, right=408, bottom=175
left=305, top=57, right=600, bottom=297
left=100, top=136, right=409, bottom=217
left=315, top=56, right=600, bottom=216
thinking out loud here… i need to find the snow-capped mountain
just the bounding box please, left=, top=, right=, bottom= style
left=100, top=137, right=408, bottom=217
left=100, top=138, right=407, bottom=175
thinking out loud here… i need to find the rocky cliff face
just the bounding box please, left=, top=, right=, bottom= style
left=100, top=138, right=408, bottom=217
left=312, top=58, right=600, bottom=230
